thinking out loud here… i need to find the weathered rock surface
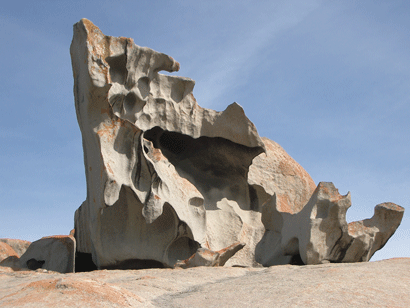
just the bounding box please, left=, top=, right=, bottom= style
left=16, top=235, right=76, bottom=273
left=70, top=18, right=403, bottom=269
left=70, top=18, right=316, bottom=269
left=256, top=182, right=405, bottom=266
left=0, top=258, right=409, bottom=307
left=175, top=242, right=246, bottom=268
left=0, top=242, right=18, bottom=263
left=0, top=239, right=31, bottom=258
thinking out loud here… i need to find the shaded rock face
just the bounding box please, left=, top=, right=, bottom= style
left=70, top=19, right=403, bottom=270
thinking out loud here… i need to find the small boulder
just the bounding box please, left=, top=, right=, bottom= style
left=175, top=242, right=245, bottom=268
left=18, top=235, right=76, bottom=273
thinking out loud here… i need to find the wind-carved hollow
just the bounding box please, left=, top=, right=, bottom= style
left=26, top=258, right=45, bottom=271
left=71, top=19, right=404, bottom=269
left=106, top=54, right=127, bottom=85
left=189, top=197, right=204, bottom=207
left=314, top=200, right=330, bottom=219
left=138, top=77, right=150, bottom=99
left=144, top=126, right=262, bottom=212
left=167, top=236, right=200, bottom=265
left=124, top=92, right=145, bottom=114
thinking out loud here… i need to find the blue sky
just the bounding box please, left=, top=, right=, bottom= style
left=1, top=0, right=408, bottom=261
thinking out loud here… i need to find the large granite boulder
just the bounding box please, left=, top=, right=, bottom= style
left=70, top=19, right=404, bottom=269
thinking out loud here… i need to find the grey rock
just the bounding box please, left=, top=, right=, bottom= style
left=257, top=182, right=405, bottom=265
left=17, top=235, right=76, bottom=273
left=70, top=19, right=315, bottom=269
left=70, top=18, right=403, bottom=269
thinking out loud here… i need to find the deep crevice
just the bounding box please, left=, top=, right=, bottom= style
left=75, top=252, right=98, bottom=272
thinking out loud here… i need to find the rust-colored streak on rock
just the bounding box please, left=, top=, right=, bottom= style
left=151, top=148, right=164, bottom=162
left=278, top=160, right=296, bottom=176
left=1, top=277, right=144, bottom=307
left=276, top=194, right=293, bottom=213
left=96, top=119, right=121, bottom=143
left=348, top=221, right=371, bottom=235
left=0, top=242, right=18, bottom=262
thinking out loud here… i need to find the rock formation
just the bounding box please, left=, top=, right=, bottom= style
left=0, top=236, right=75, bottom=273
left=0, top=239, right=31, bottom=258
left=69, top=18, right=404, bottom=270
left=256, top=182, right=405, bottom=265
left=1, top=258, right=410, bottom=307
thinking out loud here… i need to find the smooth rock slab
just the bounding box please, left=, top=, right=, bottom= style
left=0, top=258, right=409, bottom=307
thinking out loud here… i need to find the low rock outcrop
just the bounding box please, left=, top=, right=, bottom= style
left=0, top=239, right=31, bottom=258
left=256, top=182, right=404, bottom=265
left=9, top=235, right=76, bottom=273
left=1, top=258, right=409, bottom=307
left=69, top=18, right=404, bottom=270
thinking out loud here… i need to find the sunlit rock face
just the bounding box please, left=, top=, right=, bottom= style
left=70, top=19, right=403, bottom=269
left=256, top=182, right=404, bottom=266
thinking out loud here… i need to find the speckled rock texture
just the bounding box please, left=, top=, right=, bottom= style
left=70, top=18, right=403, bottom=269
left=70, top=18, right=317, bottom=269
left=0, top=258, right=409, bottom=307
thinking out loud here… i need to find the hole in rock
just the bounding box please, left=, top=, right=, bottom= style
left=289, top=254, right=304, bottom=265
left=75, top=252, right=98, bottom=272
left=143, top=126, right=263, bottom=210
left=138, top=76, right=150, bottom=98
left=167, top=236, right=200, bottom=266
left=26, top=258, right=45, bottom=270
left=106, top=54, right=127, bottom=85
left=189, top=197, right=204, bottom=207
left=124, top=92, right=145, bottom=114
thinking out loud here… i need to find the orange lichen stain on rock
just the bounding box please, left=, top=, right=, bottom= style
left=151, top=147, right=164, bottom=162
left=216, top=242, right=243, bottom=255
left=82, top=19, right=112, bottom=83
left=378, top=202, right=404, bottom=212
left=278, top=159, right=296, bottom=176
left=0, top=242, right=18, bottom=261
left=1, top=277, right=144, bottom=306
left=106, top=162, right=114, bottom=175
left=317, top=183, right=344, bottom=202
left=203, top=239, right=211, bottom=250
left=96, top=118, right=123, bottom=143
left=276, top=194, right=294, bottom=214
left=347, top=221, right=371, bottom=236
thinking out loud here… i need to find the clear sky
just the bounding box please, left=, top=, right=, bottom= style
left=1, top=0, right=409, bottom=261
